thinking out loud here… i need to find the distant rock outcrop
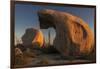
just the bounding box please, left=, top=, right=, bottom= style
left=38, top=9, right=94, bottom=57
left=14, top=34, right=22, bottom=46
left=22, top=28, right=44, bottom=48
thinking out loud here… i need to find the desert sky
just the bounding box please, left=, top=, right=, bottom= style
left=15, top=3, right=95, bottom=45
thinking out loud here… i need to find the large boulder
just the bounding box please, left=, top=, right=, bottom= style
left=22, top=28, right=44, bottom=48
left=38, top=9, right=94, bottom=57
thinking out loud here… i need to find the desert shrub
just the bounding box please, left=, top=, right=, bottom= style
left=15, top=44, right=26, bottom=52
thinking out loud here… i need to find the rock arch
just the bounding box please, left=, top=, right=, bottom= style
left=38, top=9, right=94, bottom=57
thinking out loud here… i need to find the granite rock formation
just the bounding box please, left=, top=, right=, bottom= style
left=15, top=48, right=23, bottom=57
left=15, top=47, right=24, bottom=65
left=38, top=9, right=94, bottom=57
left=22, top=28, right=44, bottom=48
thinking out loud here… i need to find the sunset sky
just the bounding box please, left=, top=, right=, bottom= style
left=15, top=3, right=95, bottom=45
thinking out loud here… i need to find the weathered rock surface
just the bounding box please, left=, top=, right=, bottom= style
left=22, top=28, right=44, bottom=48
left=38, top=9, right=94, bottom=57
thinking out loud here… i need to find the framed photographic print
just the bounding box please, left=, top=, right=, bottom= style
left=11, top=0, right=96, bottom=68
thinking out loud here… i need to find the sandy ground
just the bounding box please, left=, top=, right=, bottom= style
left=14, top=47, right=95, bottom=68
